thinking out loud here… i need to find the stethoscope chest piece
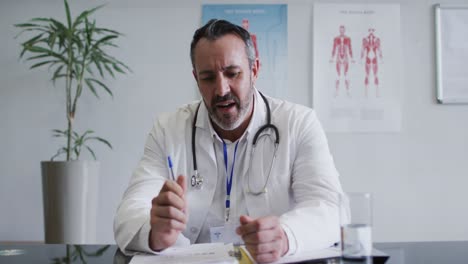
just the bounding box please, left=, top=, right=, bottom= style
left=191, top=170, right=203, bottom=189
left=247, top=187, right=268, bottom=195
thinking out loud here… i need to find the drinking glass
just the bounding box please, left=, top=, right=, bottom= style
left=340, top=192, right=373, bottom=262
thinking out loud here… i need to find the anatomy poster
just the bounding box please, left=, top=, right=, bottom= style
left=313, top=4, right=402, bottom=132
left=202, top=4, right=287, bottom=98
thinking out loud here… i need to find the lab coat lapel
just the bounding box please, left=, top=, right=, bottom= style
left=195, top=102, right=217, bottom=169
left=184, top=102, right=218, bottom=243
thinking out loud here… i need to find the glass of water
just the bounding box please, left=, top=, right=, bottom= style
left=340, top=192, right=372, bottom=262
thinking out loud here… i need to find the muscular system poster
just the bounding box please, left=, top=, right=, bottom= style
left=313, top=4, right=402, bottom=132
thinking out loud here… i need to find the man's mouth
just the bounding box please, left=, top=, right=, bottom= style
left=216, top=101, right=236, bottom=109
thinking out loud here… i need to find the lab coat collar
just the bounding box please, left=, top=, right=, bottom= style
left=195, top=89, right=267, bottom=142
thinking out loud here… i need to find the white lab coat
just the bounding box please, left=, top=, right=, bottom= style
left=114, top=90, right=346, bottom=255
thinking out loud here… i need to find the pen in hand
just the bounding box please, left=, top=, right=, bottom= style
left=167, top=156, right=176, bottom=181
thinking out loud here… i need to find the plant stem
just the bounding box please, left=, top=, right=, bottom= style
left=65, top=27, right=73, bottom=161
left=66, top=64, right=72, bottom=161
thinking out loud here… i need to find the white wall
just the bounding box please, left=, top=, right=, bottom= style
left=1, top=0, right=467, bottom=244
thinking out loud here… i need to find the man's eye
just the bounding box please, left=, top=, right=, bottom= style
left=200, top=76, right=215, bottom=82
left=226, top=72, right=240, bottom=78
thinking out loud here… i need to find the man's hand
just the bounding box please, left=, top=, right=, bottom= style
left=236, top=215, right=289, bottom=263
left=149, top=175, right=187, bottom=251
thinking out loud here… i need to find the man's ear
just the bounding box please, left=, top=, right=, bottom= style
left=192, top=69, right=198, bottom=83
left=251, top=58, right=260, bottom=82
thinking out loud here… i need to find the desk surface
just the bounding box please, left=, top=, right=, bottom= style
left=0, top=241, right=466, bottom=264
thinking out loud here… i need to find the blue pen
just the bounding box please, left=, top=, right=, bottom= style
left=167, top=156, right=176, bottom=181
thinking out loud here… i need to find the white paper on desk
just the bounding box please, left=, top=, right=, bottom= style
left=241, top=246, right=341, bottom=264
left=129, top=243, right=238, bottom=264
left=276, top=247, right=341, bottom=264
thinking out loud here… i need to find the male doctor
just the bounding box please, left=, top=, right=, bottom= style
left=114, top=19, right=346, bottom=263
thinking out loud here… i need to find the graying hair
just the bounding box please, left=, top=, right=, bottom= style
left=190, top=19, right=256, bottom=70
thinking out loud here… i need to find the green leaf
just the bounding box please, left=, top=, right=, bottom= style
left=102, top=42, right=118, bottom=48
left=48, top=18, right=67, bottom=33
left=21, top=33, right=45, bottom=47
left=74, top=63, right=81, bottom=78
left=75, top=246, right=86, bottom=263
left=75, top=136, right=83, bottom=146
left=96, top=245, right=111, bottom=255
left=51, top=65, right=65, bottom=84
left=52, top=74, right=67, bottom=83
left=73, top=4, right=105, bottom=29
left=91, top=35, right=118, bottom=50
left=23, top=45, right=51, bottom=54
left=87, top=78, right=113, bottom=97
left=85, top=78, right=100, bottom=98
left=51, top=147, right=67, bottom=161
left=81, top=130, right=94, bottom=139
left=19, top=47, right=27, bottom=59
left=64, top=0, right=72, bottom=29
left=94, top=28, right=121, bottom=36
left=30, top=17, right=53, bottom=23
left=112, top=63, right=125, bottom=74
left=85, top=146, right=97, bottom=160
left=102, top=63, right=115, bottom=78
left=14, top=27, right=48, bottom=39
left=85, top=18, right=91, bottom=45
left=74, top=146, right=80, bottom=158
left=14, top=22, right=44, bottom=28
left=108, top=58, right=131, bottom=73
left=47, top=60, right=61, bottom=70
left=85, top=65, right=94, bottom=76
left=93, top=57, right=104, bottom=77
left=29, top=60, right=57, bottom=70
left=51, top=257, right=61, bottom=264
left=88, top=245, right=110, bottom=256
left=52, top=129, right=67, bottom=135
left=48, top=32, right=57, bottom=48
left=26, top=53, right=50, bottom=61
left=72, top=131, right=79, bottom=139
left=90, top=136, right=112, bottom=149
left=75, top=40, right=85, bottom=55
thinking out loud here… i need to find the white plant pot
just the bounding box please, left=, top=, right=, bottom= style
left=41, top=161, right=99, bottom=244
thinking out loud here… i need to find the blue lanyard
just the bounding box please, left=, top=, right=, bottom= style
left=223, top=140, right=239, bottom=222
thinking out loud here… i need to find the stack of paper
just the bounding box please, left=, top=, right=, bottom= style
left=129, top=243, right=238, bottom=264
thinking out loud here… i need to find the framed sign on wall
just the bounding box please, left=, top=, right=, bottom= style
left=435, top=4, right=468, bottom=104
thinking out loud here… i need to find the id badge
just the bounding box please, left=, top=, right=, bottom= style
left=209, top=221, right=243, bottom=244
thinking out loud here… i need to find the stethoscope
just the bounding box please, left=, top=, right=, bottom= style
left=190, top=92, right=279, bottom=196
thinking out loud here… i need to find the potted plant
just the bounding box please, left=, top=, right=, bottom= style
left=15, top=0, right=130, bottom=243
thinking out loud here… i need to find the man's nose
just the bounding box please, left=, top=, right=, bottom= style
left=214, top=75, right=230, bottom=97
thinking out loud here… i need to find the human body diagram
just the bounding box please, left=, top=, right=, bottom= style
left=330, top=25, right=354, bottom=97
left=361, top=28, right=383, bottom=97
left=329, top=26, right=384, bottom=98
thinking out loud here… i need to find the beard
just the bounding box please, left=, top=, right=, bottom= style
left=206, top=85, right=254, bottom=131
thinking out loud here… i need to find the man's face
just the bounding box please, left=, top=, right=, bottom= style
left=192, top=34, right=258, bottom=131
